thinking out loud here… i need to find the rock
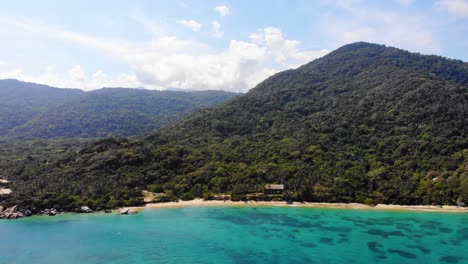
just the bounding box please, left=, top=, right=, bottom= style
left=104, top=209, right=112, bottom=213
left=457, top=197, right=465, bottom=207
left=3, top=205, right=17, bottom=214
left=119, top=208, right=130, bottom=214
left=49, top=209, right=57, bottom=216
left=0, top=206, right=3, bottom=214
left=80, top=206, right=93, bottom=213
left=128, top=209, right=137, bottom=215
left=6, top=213, right=23, bottom=219
left=24, top=210, right=32, bottom=217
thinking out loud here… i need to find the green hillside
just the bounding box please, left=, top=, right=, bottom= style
left=0, top=80, right=238, bottom=139
left=1, top=42, right=467, bottom=211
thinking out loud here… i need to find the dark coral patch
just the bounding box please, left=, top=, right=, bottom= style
left=388, top=249, right=416, bottom=259
left=300, top=242, right=317, bottom=248
left=440, top=256, right=465, bottom=263
left=407, top=245, right=431, bottom=254
left=367, top=242, right=385, bottom=254
left=319, top=237, right=334, bottom=245
left=367, top=229, right=404, bottom=238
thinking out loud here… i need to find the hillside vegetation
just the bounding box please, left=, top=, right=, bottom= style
left=1, top=42, right=467, bottom=211
left=0, top=80, right=238, bottom=139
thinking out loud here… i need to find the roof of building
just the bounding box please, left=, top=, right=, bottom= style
left=265, top=184, right=284, bottom=190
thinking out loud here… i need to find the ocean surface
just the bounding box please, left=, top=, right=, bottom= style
left=0, top=206, right=467, bottom=264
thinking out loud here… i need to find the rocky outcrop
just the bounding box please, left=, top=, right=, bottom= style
left=3, top=205, right=17, bottom=214
left=80, top=206, right=93, bottom=213
left=457, top=197, right=465, bottom=207
left=119, top=208, right=138, bottom=215
left=0, top=205, right=24, bottom=220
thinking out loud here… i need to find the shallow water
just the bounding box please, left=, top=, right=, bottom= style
left=0, top=206, right=467, bottom=263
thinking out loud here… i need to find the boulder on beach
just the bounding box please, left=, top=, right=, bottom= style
left=49, top=209, right=58, bottom=216
left=24, top=210, right=32, bottom=216
left=6, top=212, right=23, bottom=219
left=80, top=206, right=93, bottom=213
left=3, top=205, right=18, bottom=214
left=120, top=208, right=138, bottom=215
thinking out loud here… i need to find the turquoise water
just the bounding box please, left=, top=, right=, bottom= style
left=0, top=206, right=467, bottom=264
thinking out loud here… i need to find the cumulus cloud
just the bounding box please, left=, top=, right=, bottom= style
left=215, top=5, right=230, bottom=16
left=248, top=27, right=329, bottom=68
left=321, top=1, right=441, bottom=53
left=435, top=0, right=468, bottom=17
left=212, top=20, right=224, bottom=38
left=177, top=19, right=202, bottom=32
left=0, top=16, right=328, bottom=92
left=0, top=66, right=140, bottom=91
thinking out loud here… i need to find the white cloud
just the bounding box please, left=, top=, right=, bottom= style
left=0, top=16, right=328, bottom=92
left=248, top=32, right=263, bottom=45
left=321, top=2, right=441, bottom=53
left=0, top=66, right=141, bottom=91
left=131, top=8, right=164, bottom=36
left=215, top=5, right=230, bottom=16
left=249, top=27, right=329, bottom=67
left=396, top=0, right=415, bottom=6
left=212, top=20, right=224, bottom=38
left=177, top=19, right=202, bottom=32
left=4, top=16, right=128, bottom=54
left=435, top=0, right=468, bottom=17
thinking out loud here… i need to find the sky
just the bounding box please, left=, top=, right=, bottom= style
left=0, top=0, right=467, bottom=92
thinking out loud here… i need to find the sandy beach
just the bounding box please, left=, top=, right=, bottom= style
left=127, top=199, right=468, bottom=213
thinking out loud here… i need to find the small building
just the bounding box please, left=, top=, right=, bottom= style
left=213, top=194, right=231, bottom=201
left=264, top=184, right=284, bottom=194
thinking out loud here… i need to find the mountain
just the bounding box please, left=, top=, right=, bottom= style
left=1, top=42, right=467, bottom=210
left=0, top=79, right=83, bottom=136
left=0, top=79, right=239, bottom=139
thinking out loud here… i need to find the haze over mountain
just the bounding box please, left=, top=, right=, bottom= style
left=1, top=42, right=467, bottom=211
left=0, top=79, right=239, bottom=139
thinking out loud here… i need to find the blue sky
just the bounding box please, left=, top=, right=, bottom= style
left=0, top=0, right=467, bottom=92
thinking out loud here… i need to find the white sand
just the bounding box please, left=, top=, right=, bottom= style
left=125, top=199, right=467, bottom=213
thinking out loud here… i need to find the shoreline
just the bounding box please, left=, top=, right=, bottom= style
left=2, top=199, right=466, bottom=220
left=126, top=199, right=468, bottom=213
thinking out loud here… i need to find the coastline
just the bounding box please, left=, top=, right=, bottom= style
left=126, top=199, right=468, bottom=213
left=2, top=199, right=466, bottom=220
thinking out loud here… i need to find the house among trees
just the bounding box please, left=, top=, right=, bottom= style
left=264, top=184, right=284, bottom=194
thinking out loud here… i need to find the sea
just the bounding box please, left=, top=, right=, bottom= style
left=0, top=206, right=467, bottom=264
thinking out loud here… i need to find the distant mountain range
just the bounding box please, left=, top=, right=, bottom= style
left=0, top=79, right=239, bottom=139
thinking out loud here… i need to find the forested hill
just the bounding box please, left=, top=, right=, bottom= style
left=159, top=42, right=468, bottom=142
left=0, top=80, right=239, bottom=139
left=1, top=42, right=467, bottom=211
left=0, top=79, right=83, bottom=136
